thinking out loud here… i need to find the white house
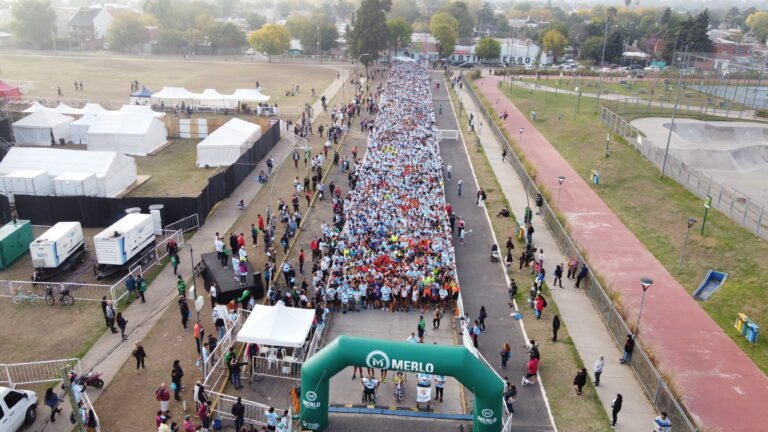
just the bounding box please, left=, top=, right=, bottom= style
left=69, top=7, right=114, bottom=49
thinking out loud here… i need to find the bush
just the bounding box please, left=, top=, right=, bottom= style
left=756, top=109, right=768, bottom=118
left=469, top=69, right=482, bottom=80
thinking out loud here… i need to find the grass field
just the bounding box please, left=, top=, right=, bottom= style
left=447, top=85, right=611, bottom=432
left=1, top=52, right=338, bottom=118
left=495, top=84, right=768, bottom=373
left=128, top=138, right=215, bottom=197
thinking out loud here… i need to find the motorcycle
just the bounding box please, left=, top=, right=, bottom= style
left=68, top=371, right=104, bottom=389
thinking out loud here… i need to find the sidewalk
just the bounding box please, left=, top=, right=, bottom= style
left=456, top=81, right=657, bottom=431
left=476, top=74, right=768, bottom=432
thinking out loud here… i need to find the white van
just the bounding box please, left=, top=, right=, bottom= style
left=0, top=387, right=38, bottom=431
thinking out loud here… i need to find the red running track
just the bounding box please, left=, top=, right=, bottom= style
left=478, top=76, right=768, bottom=432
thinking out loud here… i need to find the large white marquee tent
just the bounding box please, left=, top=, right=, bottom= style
left=12, top=110, right=74, bottom=146
left=236, top=303, right=315, bottom=348
left=150, top=86, right=270, bottom=109
left=0, top=147, right=137, bottom=197
left=88, top=113, right=168, bottom=156
left=196, top=118, right=261, bottom=167
left=70, top=112, right=97, bottom=145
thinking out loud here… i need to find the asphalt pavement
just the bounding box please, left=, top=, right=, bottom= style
left=430, top=71, right=553, bottom=431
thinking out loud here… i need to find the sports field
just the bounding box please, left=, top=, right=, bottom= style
left=1, top=51, right=339, bottom=118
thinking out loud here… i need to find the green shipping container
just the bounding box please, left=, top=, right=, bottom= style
left=0, top=219, right=34, bottom=269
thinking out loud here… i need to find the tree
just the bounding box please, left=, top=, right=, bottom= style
left=108, top=13, right=146, bottom=52
left=216, top=0, right=239, bottom=17
left=440, top=1, right=474, bottom=38
left=143, top=0, right=173, bottom=27
left=475, top=37, right=500, bottom=60
left=541, top=29, right=567, bottom=62
left=11, top=0, right=56, bottom=49
left=335, top=0, right=354, bottom=20
left=298, top=18, right=339, bottom=54
left=389, top=0, right=420, bottom=23
left=477, top=2, right=494, bottom=33
left=430, top=12, right=458, bottom=58
left=248, top=23, right=290, bottom=61
left=207, top=22, right=246, bottom=51
left=495, top=15, right=509, bottom=33
left=245, top=12, right=265, bottom=31
left=579, top=36, right=604, bottom=63
left=387, top=17, right=412, bottom=55
left=746, top=12, right=768, bottom=44
left=286, top=15, right=311, bottom=39
left=347, top=0, right=392, bottom=66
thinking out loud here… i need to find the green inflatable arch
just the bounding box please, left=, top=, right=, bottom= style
left=300, top=335, right=504, bottom=431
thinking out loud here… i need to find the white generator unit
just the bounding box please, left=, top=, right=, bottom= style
left=94, top=213, right=155, bottom=266
left=30, top=222, right=87, bottom=281
left=2, top=169, right=52, bottom=202
left=53, top=172, right=99, bottom=196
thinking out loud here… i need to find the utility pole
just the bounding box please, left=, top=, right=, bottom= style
left=660, top=43, right=689, bottom=179
left=594, top=19, right=610, bottom=113
left=317, top=25, right=321, bottom=59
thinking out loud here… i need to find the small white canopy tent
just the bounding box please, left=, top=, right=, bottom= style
left=81, top=103, right=110, bottom=115
left=150, top=86, right=199, bottom=107
left=196, top=118, right=261, bottom=167
left=70, top=112, right=97, bottom=144
left=12, top=110, right=74, bottom=146
left=118, top=104, right=165, bottom=118
left=0, top=147, right=137, bottom=197
left=88, top=113, right=168, bottom=156
left=53, top=103, right=84, bottom=115
left=198, top=89, right=234, bottom=109
left=236, top=303, right=315, bottom=348
left=23, top=102, right=49, bottom=113
left=228, top=89, right=271, bottom=103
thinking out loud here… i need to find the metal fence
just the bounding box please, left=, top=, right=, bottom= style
left=203, top=311, right=243, bottom=390
left=164, top=213, right=200, bottom=234
left=0, top=358, right=80, bottom=388
left=208, top=390, right=291, bottom=431
left=601, top=106, right=768, bottom=240
left=31, top=224, right=52, bottom=238
left=463, top=75, right=698, bottom=432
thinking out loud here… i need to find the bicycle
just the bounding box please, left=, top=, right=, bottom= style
left=46, top=287, right=75, bottom=306
left=12, top=289, right=41, bottom=305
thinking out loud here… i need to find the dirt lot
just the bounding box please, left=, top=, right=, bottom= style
left=2, top=52, right=337, bottom=119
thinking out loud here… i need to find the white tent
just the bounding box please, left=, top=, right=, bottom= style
left=81, top=103, right=110, bottom=115
left=53, top=103, right=84, bottom=115
left=118, top=104, right=165, bottom=118
left=0, top=147, right=137, bottom=197
left=88, top=113, right=168, bottom=156
left=196, top=118, right=261, bottom=167
left=70, top=112, right=97, bottom=144
left=23, top=102, right=49, bottom=113
left=150, top=86, right=199, bottom=107
left=198, top=89, right=234, bottom=109
left=236, top=303, right=315, bottom=348
left=228, top=88, right=270, bottom=103
left=12, top=110, right=74, bottom=146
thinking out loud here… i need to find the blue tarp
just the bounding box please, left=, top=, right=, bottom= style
left=130, top=86, right=153, bottom=97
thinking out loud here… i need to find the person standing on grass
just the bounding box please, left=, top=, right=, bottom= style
left=116, top=312, right=128, bottom=341
left=553, top=263, right=564, bottom=288
left=171, top=360, right=184, bottom=401
left=125, top=274, right=136, bottom=299
left=137, top=275, right=147, bottom=303
left=133, top=341, right=147, bottom=373
left=594, top=356, right=605, bottom=386
left=610, top=394, right=623, bottom=428
left=552, top=315, right=561, bottom=342
left=573, top=368, right=587, bottom=395
left=500, top=343, right=511, bottom=369
left=155, top=383, right=171, bottom=414
left=534, top=294, right=546, bottom=319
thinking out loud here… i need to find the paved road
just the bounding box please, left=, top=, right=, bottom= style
left=431, top=71, right=553, bottom=430
left=478, top=74, right=768, bottom=432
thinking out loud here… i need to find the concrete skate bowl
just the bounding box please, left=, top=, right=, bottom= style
left=630, top=118, right=768, bottom=210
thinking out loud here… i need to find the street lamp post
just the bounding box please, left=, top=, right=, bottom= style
left=661, top=43, right=690, bottom=179
left=678, top=217, right=697, bottom=273
left=556, top=176, right=566, bottom=208
left=601, top=134, right=611, bottom=191
left=355, top=53, right=370, bottom=85
left=189, top=244, right=199, bottom=322
left=635, top=278, right=654, bottom=336
left=573, top=87, right=582, bottom=119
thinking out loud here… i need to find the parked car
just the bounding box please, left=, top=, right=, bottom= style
left=629, top=63, right=644, bottom=70
left=644, top=65, right=660, bottom=72
left=458, top=62, right=475, bottom=69
left=0, top=386, right=38, bottom=431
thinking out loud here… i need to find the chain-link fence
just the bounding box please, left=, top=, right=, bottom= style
left=462, top=75, right=698, bottom=431
left=601, top=106, right=768, bottom=240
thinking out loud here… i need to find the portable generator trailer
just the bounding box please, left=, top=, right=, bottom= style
left=30, top=222, right=87, bottom=282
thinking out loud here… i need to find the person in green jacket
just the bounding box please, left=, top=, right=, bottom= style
left=176, top=275, right=186, bottom=296
left=137, top=276, right=148, bottom=303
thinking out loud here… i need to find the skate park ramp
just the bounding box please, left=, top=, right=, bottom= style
left=630, top=118, right=768, bottom=207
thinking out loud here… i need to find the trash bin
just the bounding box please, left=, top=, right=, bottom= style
left=736, top=313, right=748, bottom=333
left=746, top=323, right=759, bottom=344
left=742, top=318, right=752, bottom=337
left=518, top=224, right=525, bottom=240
